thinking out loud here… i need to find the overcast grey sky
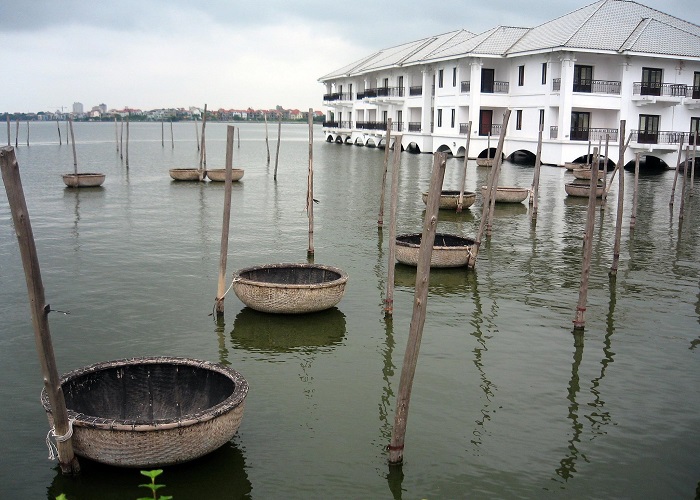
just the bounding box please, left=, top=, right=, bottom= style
left=1, top=0, right=697, bottom=113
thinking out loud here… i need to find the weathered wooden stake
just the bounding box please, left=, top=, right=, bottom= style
left=388, top=152, right=447, bottom=464
left=531, top=122, right=544, bottom=218
left=6, top=114, right=10, bottom=145
left=170, top=120, right=174, bottom=149
left=599, top=135, right=609, bottom=211
left=604, top=132, right=632, bottom=202
left=384, top=134, right=403, bottom=316
left=610, top=121, right=625, bottom=275
left=486, top=109, right=511, bottom=236
left=457, top=121, right=472, bottom=212
left=307, top=109, right=315, bottom=256
left=15, top=118, right=19, bottom=148
left=274, top=113, right=282, bottom=180
left=195, top=117, right=200, bottom=152
left=215, top=126, right=235, bottom=316
left=679, top=146, right=689, bottom=221
left=669, top=136, right=685, bottom=206
left=199, top=104, right=208, bottom=181
left=264, top=113, right=270, bottom=165
left=573, top=147, right=599, bottom=330
left=57, top=118, right=62, bottom=145
left=161, top=120, right=164, bottom=147
left=114, top=117, right=119, bottom=153
left=0, top=146, right=80, bottom=475
left=630, top=153, right=640, bottom=229
left=691, top=132, right=697, bottom=195
left=120, top=117, right=124, bottom=160
left=378, top=118, right=393, bottom=227
left=125, top=115, right=130, bottom=169
left=26, top=120, right=29, bottom=146
left=237, top=127, right=240, bottom=149
left=68, top=117, right=78, bottom=175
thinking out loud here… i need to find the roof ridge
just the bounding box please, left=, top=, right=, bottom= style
left=561, top=0, right=608, bottom=46
left=618, top=17, right=651, bottom=52
left=397, top=37, right=439, bottom=66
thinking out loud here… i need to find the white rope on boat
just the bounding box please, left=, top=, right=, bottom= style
left=45, top=418, right=75, bottom=460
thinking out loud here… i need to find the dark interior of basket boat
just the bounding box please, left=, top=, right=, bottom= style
left=398, top=233, right=475, bottom=247
left=239, top=266, right=342, bottom=285
left=63, top=363, right=235, bottom=423
left=439, top=190, right=465, bottom=196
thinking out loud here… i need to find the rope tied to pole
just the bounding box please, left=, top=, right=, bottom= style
left=45, top=418, right=75, bottom=460
left=211, top=276, right=241, bottom=316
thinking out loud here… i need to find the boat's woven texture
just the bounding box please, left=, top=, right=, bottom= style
left=42, top=357, right=248, bottom=467
left=233, top=263, right=348, bottom=314
left=206, top=168, right=244, bottom=182
left=479, top=186, right=529, bottom=203
left=422, top=190, right=476, bottom=210
left=395, top=233, right=475, bottom=268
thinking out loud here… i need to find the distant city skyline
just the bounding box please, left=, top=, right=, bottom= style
left=1, top=0, right=697, bottom=113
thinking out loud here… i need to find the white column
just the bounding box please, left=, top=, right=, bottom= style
left=421, top=68, right=433, bottom=134
left=558, top=52, right=575, bottom=140
left=469, top=58, right=482, bottom=133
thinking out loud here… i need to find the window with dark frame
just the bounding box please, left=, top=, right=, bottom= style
left=453, top=67, right=457, bottom=87
left=437, top=109, right=443, bottom=127
left=518, top=65, right=524, bottom=86
left=541, top=63, right=547, bottom=85
left=516, top=110, right=523, bottom=130
left=539, top=109, right=545, bottom=127
left=439, top=69, right=444, bottom=88
left=451, top=109, right=456, bottom=128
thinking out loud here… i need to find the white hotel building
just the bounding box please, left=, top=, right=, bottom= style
left=319, top=0, right=700, bottom=170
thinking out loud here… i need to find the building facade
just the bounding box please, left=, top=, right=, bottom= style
left=319, top=0, right=700, bottom=169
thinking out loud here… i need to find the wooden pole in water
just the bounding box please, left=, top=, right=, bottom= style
left=237, top=127, right=240, bottom=149
left=264, top=113, right=270, bottom=165
left=15, top=118, right=19, bottom=148
left=6, top=114, right=10, bottom=145
left=691, top=132, right=697, bottom=195
left=599, top=135, right=609, bottom=211
left=26, top=120, right=29, bottom=147
left=274, top=113, right=282, bottom=180
left=388, top=152, right=447, bottom=465
left=604, top=132, right=632, bottom=202
left=215, top=126, right=235, bottom=316
left=378, top=118, right=393, bottom=227
left=531, top=123, right=544, bottom=217
left=170, top=120, right=174, bottom=149
left=199, top=104, right=208, bottom=181
left=630, top=153, right=640, bottom=229
left=610, top=121, right=626, bottom=275
left=586, top=138, right=591, bottom=167
left=486, top=133, right=491, bottom=164
left=680, top=146, right=689, bottom=221
left=161, top=120, right=164, bottom=147
left=194, top=117, right=200, bottom=152
left=573, top=147, right=599, bottom=330
left=307, top=109, right=315, bottom=256
left=0, top=146, right=80, bottom=475
left=457, top=121, right=472, bottom=212
left=669, top=136, right=685, bottom=206
left=65, top=120, right=68, bottom=145
left=486, top=110, right=511, bottom=236
left=56, top=118, right=62, bottom=145
left=114, top=117, right=119, bottom=153
left=125, top=115, right=130, bottom=169
left=120, top=117, right=124, bottom=160
left=384, top=134, right=403, bottom=316
left=68, top=117, right=78, bottom=176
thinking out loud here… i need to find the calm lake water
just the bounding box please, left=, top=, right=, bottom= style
left=1, top=121, right=699, bottom=499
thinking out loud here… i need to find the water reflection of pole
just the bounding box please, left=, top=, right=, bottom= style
left=215, top=316, right=230, bottom=366
left=669, top=136, right=685, bottom=207
left=630, top=153, right=640, bottom=230
left=468, top=271, right=497, bottom=449
left=554, top=330, right=584, bottom=482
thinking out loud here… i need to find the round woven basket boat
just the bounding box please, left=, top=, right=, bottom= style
left=395, top=233, right=475, bottom=267
left=476, top=158, right=494, bottom=167
left=41, top=357, right=248, bottom=468
left=232, top=263, right=348, bottom=314
left=169, top=168, right=201, bottom=181
left=564, top=162, right=585, bottom=170
left=565, top=182, right=604, bottom=197
left=62, top=173, right=105, bottom=188
left=206, top=168, right=245, bottom=182
left=421, top=190, right=476, bottom=210
left=479, top=185, right=529, bottom=203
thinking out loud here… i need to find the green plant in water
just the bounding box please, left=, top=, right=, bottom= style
left=138, top=469, right=173, bottom=500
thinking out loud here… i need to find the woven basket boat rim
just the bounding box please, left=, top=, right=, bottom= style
left=479, top=185, right=529, bottom=192
left=41, top=356, right=248, bottom=431
left=62, top=173, right=105, bottom=177
left=169, top=168, right=200, bottom=172
left=396, top=232, right=476, bottom=249
left=206, top=168, right=245, bottom=172
left=233, top=263, right=349, bottom=288
left=422, top=190, right=476, bottom=197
